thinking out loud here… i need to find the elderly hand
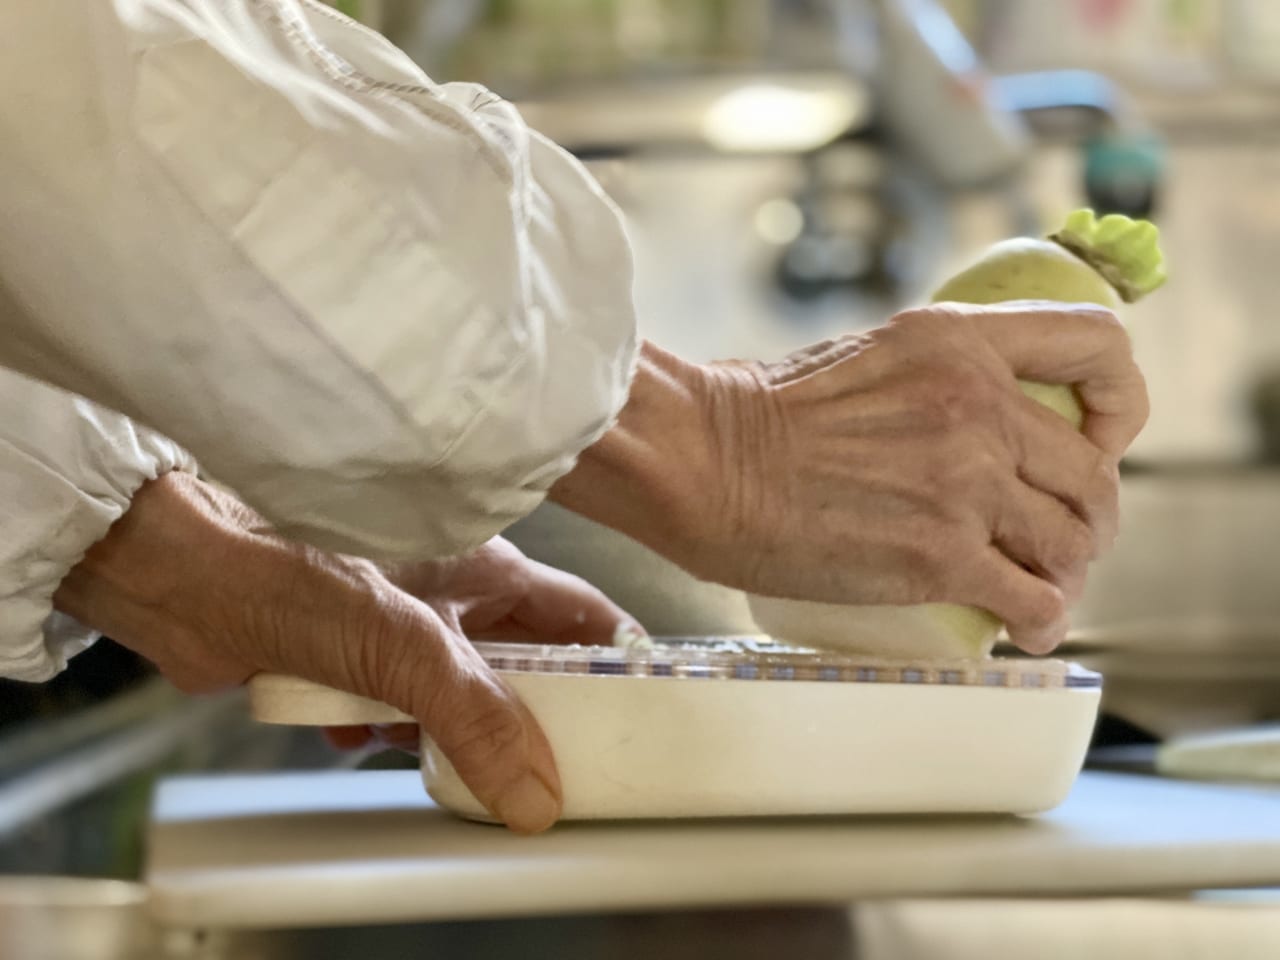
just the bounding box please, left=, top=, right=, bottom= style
left=328, top=536, right=645, bottom=753
left=553, top=302, right=1148, bottom=653
left=54, top=473, right=638, bottom=833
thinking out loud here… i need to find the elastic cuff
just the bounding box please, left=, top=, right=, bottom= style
left=0, top=459, right=197, bottom=681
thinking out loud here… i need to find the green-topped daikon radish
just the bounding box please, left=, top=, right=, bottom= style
left=748, top=210, right=1166, bottom=660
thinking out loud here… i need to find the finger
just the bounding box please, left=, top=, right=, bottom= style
left=412, top=645, right=563, bottom=835
left=990, top=478, right=1094, bottom=603
left=962, top=548, right=1069, bottom=655
left=1009, top=396, right=1121, bottom=551
left=957, top=300, right=1150, bottom=458
left=500, top=561, right=645, bottom=647
left=280, top=590, right=564, bottom=834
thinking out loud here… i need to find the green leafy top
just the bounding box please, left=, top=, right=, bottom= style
left=1050, top=209, right=1168, bottom=303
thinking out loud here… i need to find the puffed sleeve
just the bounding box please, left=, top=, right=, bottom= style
left=0, top=0, right=638, bottom=562
left=0, top=367, right=197, bottom=682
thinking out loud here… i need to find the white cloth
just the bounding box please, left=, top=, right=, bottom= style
left=0, top=365, right=196, bottom=682
left=0, top=0, right=637, bottom=558
left=0, top=0, right=638, bottom=679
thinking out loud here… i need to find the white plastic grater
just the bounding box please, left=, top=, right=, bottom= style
left=249, top=638, right=1102, bottom=821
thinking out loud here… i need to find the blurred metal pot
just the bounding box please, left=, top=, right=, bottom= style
left=0, top=877, right=156, bottom=960
left=1063, top=621, right=1280, bottom=740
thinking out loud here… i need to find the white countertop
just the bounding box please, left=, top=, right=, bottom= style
left=145, top=770, right=1280, bottom=930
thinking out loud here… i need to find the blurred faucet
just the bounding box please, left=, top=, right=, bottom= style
left=861, top=0, right=1162, bottom=208
left=350, top=0, right=1161, bottom=307
left=862, top=0, right=1028, bottom=187
left=768, top=0, right=1165, bottom=306
left=360, top=0, right=1161, bottom=214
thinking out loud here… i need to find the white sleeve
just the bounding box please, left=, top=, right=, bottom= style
left=0, top=368, right=197, bottom=683
left=0, top=0, right=638, bottom=563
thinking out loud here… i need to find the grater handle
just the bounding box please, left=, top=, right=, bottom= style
left=248, top=674, right=414, bottom=726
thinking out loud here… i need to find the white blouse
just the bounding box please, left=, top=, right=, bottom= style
left=0, top=0, right=638, bottom=680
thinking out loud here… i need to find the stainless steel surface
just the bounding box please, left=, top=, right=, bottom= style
left=36, top=897, right=1277, bottom=960
left=155, top=908, right=855, bottom=960
left=0, top=682, right=345, bottom=878
left=0, top=679, right=184, bottom=779
left=0, top=877, right=156, bottom=960
left=0, top=688, right=242, bottom=842
left=854, top=895, right=1280, bottom=960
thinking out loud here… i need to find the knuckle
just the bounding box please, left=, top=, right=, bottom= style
left=1094, top=305, right=1124, bottom=328
left=1088, top=453, right=1121, bottom=505
left=1073, top=450, right=1120, bottom=539
left=916, top=365, right=1002, bottom=431
left=1089, top=442, right=1119, bottom=482
left=1022, top=586, right=1066, bottom=631
left=1077, top=305, right=1126, bottom=343
left=910, top=543, right=961, bottom=603
left=888, top=515, right=960, bottom=595
left=911, top=521, right=954, bottom=569
left=1089, top=312, right=1145, bottom=380
left=920, top=520, right=986, bottom=593
left=1045, top=520, right=1094, bottom=577
left=1061, top=569, right=1089, bottom=605
left=946, top=449, right=1001, bottom=505
left=929, top=438, right=1009, bottom=514
left=1100, top=310, right=1128, bottom=346
left=1133, top=374, right=1152, bottom=427
left=887, top=306, right=944, bottom=335
left=339, top=604, right=417, bottom=705
left=887, top=306, right=977, bottom=356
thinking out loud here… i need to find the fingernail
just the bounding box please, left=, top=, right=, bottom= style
left=613, top=621, right=652, bottom=650
left=494, top=772, right=561, bottom=834
left=1021, top=618, right=1069, bottom=655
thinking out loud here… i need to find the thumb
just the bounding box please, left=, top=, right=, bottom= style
left=257, top=563, right=564, bottom=834
left=56, top=470, right=563, bottom=833
left=412, top=641, right=563, bottom=834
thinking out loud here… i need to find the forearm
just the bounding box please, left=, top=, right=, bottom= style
left=52, top=473, right=405, bottom=698
left=52, top=472, right=582, bottom=833
left=548, top=341, right=776, bottom=581
left=550, top=342, right=706, bottom=557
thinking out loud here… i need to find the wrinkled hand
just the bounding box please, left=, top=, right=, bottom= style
left=386, top=536, right=643, bottom=644
left=689, top=302, right=1147, bottom=651
left=54, top=473, right=638, bottom=833
left=328, top=537, right=645, bottom=753
left=555, top=302, right=1148, bottom=654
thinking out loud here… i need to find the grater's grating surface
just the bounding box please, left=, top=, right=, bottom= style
left=472, top=638, right=1101, bottom=690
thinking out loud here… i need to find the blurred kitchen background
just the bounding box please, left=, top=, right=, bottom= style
left=3, top=0, right=1279, bottom=894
